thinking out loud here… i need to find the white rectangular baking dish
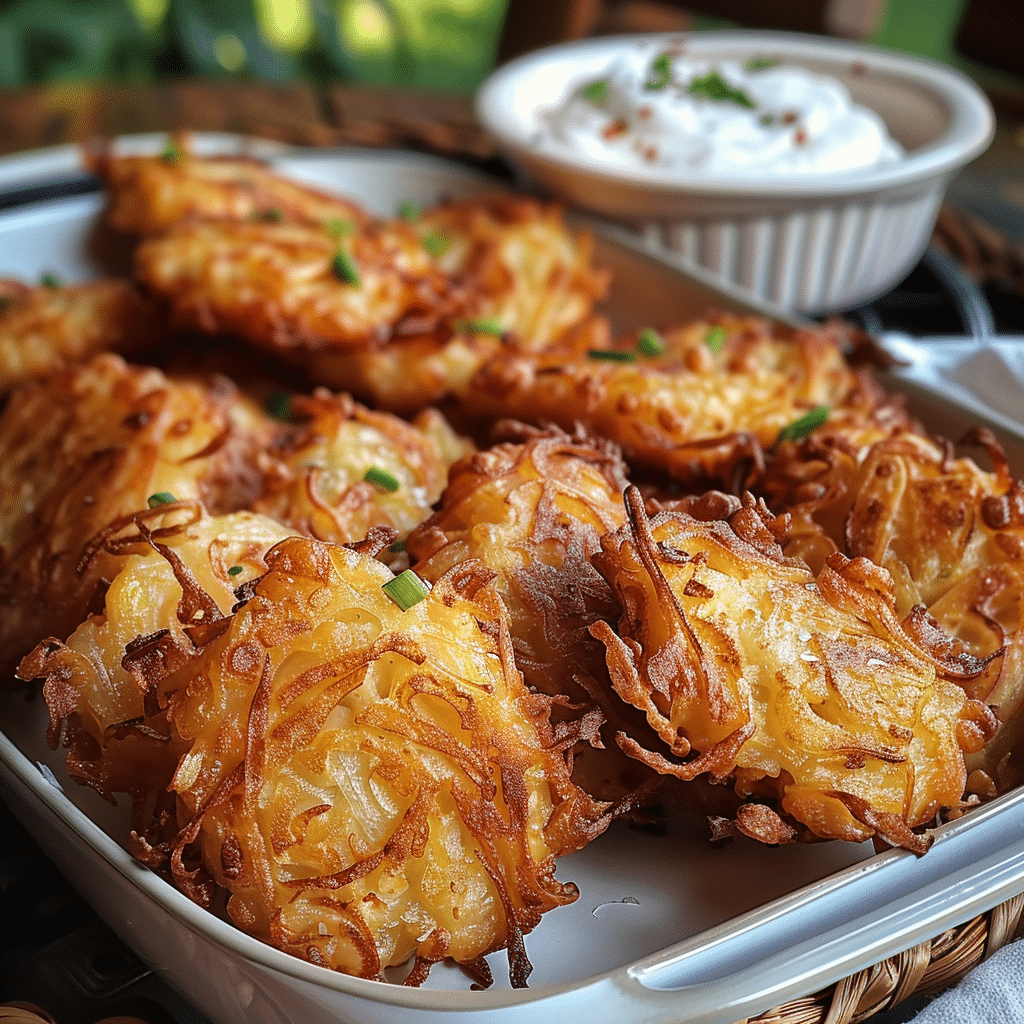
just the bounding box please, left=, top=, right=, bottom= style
left=1, top=140, right=1023, bottom=1024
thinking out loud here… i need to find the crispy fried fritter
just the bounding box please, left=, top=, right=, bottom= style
left=19, top=504, right=293, bottom=802
left=463, top=316, right=867, bottom=487
left=591, top=488, right=997, bottom=850
left=303, top=197, right=610, bottom=412
left=116, top=536, right=608, bottom=983
left=89, top=143, right=367, bottom=235
left=406, top=424, right=655, bottom=801
left=0, top=355, right=267, bottom=675
left=0, top=278, right=166, bottom=394
left=135, top=219, right=459, bottom=353
left=254, top=389, right=472, bottom=545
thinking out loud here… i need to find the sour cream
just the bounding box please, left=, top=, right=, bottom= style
left=547, top=44, right=902, bottom=178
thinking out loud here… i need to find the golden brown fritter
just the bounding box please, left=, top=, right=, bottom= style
left=102, top=535, right=608, bottom=984
left=0, top=278, right=167, bottom=394
left=303, top=197, right=611, bottom=412
left=463, top=316, right=867, bottom=487
left=590, top=488, right=997, bottom=850
left=0, top=355, right=268, bottom=676
left=88, top=142, right=367, bottom=235
left=134, top=219, right=458, bottom=353
left=407, top=424, right=655, bottom=801
left=254, top=389, right=473, bottom=546
left=19, top=504, right=294, bottom=803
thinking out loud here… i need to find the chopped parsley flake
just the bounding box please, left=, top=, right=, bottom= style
left=159, top=139, right=183, bottom=164
left=326, top=217, right=354, bottom=240
left=644, top=52, right=673, bottom=91
left=397, top=200, right=421, bottom=221
left=581, top=79, right=609, bottom=104
left=422, top=231, right=450, bottom=257
left=776, top=406, right=829, bottom=444
left=40, top=273, right=60, bottom=288
left=687, top=70, right=755, bottom=108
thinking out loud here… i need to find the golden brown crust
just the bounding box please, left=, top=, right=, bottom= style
left=0, top=279, right=168, bottom=394
left=89, top=142, right=368, bottom=236
left=590, top=487, right=996, bottom=849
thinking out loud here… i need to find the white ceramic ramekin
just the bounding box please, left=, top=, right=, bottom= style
left=477, top=31, right=995, bottom=313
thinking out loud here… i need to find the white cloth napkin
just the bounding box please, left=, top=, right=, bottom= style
left=878, top=334, right=1024, bottom=1022
left=909, top=938, right=1024, bottom=1022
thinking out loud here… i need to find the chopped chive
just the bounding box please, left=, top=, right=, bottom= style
left=388, top=538, right=407, bottom=553
left=637, top=327, right=665, bottom=357
left=227, top=565, right=244, bottom=577
left=331, top=247, right=361, bottom=285
left=159, top=139, right=183, bottom=164
left=397, top=200, right=421, bottom=221
left=688, top=70, right=755, bottom=108
left=364, top=466, right=400, bottom=493
left=40, top=273, right=60, bottom=288
left=705, top=326, right=726, bottom=353
left=382, top=569, right=429, bottom=611
left=776, top=406, right=830, bottom=444
left=461, top=318, right=504, bottom=336
left=251, top=207, right=282, bottom=223
left=325, top=217, right=354, bottom=240
left=581, top=79, right=609, bottom=104
left=587, top=349, right=638, bottom=363
left=644, top=52, right=673, bottom=91
left=422, top=231, right=449, bottom=257
left=746, top=56, right=779, bottom=72
left=266, top=391, right=291, bottom=420
left=147, top=491, right=176, bottom=508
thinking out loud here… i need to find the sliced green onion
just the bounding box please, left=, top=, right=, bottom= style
left=422, top=231, right=449, bottom=257
left=746, top=56, right=779, bottom=72
left=147, top=491, right=176, bottom=508
left=688, top=70, right=755, bottom=108
left=382, top=569, right=429, bottom=611
left=364, top=466, right=400, bottom=493
left=397, top=200, right=421, bottom=221
left=705, top=326, right=726, bottom=353
left=325, top=217, right=354, bottom=240
left=265, top=391, right=291, bottom=420
left=159, top=139, right=183, bottom=164
left=461, top=318, right=504, bottom=336
left=581, top=79, right=609, bottom=104
left=227, top=565, right=244, bottom=577
left=40, top=273, right=60, bottom=288
left=776, top=406, right=829, bottom=444
left=388, top=538, right=407, bottom=553
left=644, top=52, right=673, bottom=91
left=251, top=207, right=282, bottom=223
left=636, top=328, right=665, bottom=357
left=331, top=248, right=361, bottom=285
left=587, top=349, right=638, bottom=364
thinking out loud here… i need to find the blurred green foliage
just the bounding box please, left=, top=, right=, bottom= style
left=0, top=0, right=507, bottom=91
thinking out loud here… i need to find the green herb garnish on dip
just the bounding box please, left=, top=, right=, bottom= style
left=581, top=79, right=609, bottom=104
left=644, top=52, right=673, bottom=91
left=687, top=70, right=755, bottom=108
left=746, top=57, right=779, bottom=72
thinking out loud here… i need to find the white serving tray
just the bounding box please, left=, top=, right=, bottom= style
left=1, top=138, right=1023, bottom=1024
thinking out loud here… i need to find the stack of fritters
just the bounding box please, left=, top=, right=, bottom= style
left=3, top=140, right=1023, bottom=988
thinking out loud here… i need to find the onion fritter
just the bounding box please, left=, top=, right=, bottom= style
left=0, top=278, right=165, bottom=394
left=464, top=316, right=868, bottom=487
left=121, top=536, right=608, bottom=984
left=591, top=488, right=997, bottom=850
left=89, top=143, right=367, bottom=235
left=0, top=355, right=267, bottom=675
left=302, top=197, right=610, bottom=412
left=19, top=504, right=293, bottom=802
left=254, top=389, right=473, bottom=545
left=135, top=219, right=459, bottom=353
